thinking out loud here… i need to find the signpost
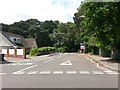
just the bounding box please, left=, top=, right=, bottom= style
left=80, top=43, right=85, bottom=53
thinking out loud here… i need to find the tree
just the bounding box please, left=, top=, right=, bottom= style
left=74, top=1, right=120, bottom=59
left=50, top=22, right=78, bottom=52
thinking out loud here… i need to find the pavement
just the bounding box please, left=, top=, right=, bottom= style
left=4, top=53, right=58, bottom=62
left=86, top=54, right=119, bottom=72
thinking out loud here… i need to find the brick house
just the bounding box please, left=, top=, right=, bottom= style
left=0, top=31, right=38, bottom=58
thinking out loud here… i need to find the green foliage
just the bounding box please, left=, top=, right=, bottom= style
left=74, top=2, right=120, bottom=59
left=113, top=50, right=120, bottom=60
left=2, top=19, right=59, bottom=47
left=29, top=48, right=38, bottom=56
left=29, top=47, right=55, bottom=56
left=50, top=22, right=78, bottom=52
left=57, top=47, right=67, bottom=52
left=88, top=46, right=99, bottom=55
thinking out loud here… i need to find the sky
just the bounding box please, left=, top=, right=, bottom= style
left=0, top=0, right=84, bottom=24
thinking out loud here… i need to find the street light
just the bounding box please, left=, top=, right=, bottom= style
left=79, top=15, right=85, bottom=18
left=78, top=15, right=85, bottom=53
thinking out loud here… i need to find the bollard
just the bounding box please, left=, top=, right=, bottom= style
left=0, top=54, right=5, bottom=63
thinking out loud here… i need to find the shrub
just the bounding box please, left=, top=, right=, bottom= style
left=29, top=48, right=38, bottom=56
left=57, top=47, right=66, bottom=52
left=29, top=47, right=56, bottom=56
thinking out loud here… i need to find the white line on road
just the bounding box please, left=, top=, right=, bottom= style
left=66, top=71, right=77, bottom=74
left=27, top=71, right=38, bottom=74
left=39, top=71, right=51, bottom=74
left=53, top=71, right=63, bottom=74
left=12, top=71, right=25, bottom=75
left=79, top=71, right=90, bottom=74
left=43, top=59, right=54, bottom=63
left=12, top=65, right=37, bottom=74
left=9, top=63, right=19, bottom=65
left=7, top=63, right=33, bottom=66
left=92, top=71, right=104, bottom=75
left=104, top=70, right=113, bottom=73
left=74, top=53, right=77, bottom=55
left=97, top=66, right=104, bottom=70
left=0, top=73, right=6, bottom=75
left=24, top=63, right=33, bottom=65
left=107, top=72, right=119, bottom=75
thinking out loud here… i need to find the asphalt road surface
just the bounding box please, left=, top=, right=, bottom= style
left=0, top=53, right=119, bottom=88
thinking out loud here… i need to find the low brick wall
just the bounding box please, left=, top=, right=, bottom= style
left=1, top=48, right=26, bottom=59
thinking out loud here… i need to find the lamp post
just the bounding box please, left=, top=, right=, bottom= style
left=78, top=15, right=85, bottom=53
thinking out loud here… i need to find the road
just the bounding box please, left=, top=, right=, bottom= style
left=0, top=53, right=119, bottom=88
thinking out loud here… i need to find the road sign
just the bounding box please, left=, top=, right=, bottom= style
left=80, top=46, right=85, bottom=49
left=80, top=43, right=85, bottom=46
left=80, top=43, right=85, bottom=49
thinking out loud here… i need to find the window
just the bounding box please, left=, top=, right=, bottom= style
left=13, top=38, right=16, bottom=42
left=17, top=38, right=20, bottom=43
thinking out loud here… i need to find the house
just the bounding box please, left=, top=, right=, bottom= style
left=0, top=31, right=38, bottom=58
left=25, top=38, right=38, bottom=54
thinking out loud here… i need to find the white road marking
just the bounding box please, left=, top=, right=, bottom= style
left=0, top=73, right=6, bottom=75
left=12, top=71, right=25, bottom=75
left=43, top=59, right=54, bottom=63
left=98, top=66, right=104, bottom=70
left=12, top=65, right=37, bottom=74
left=59, top=53, right=62, bottom=55
left=10, top=70, right=119, bottom=75
left=39, top=71, right=51, bottom=74
left=60, top=60, right=72, bottom=66
left=24, top=63, right=33, bottom=65
left=90, top=59, right=96, bottom=64
left=96, top=63, right=100, bottom=67
left=79, top=71, right=90, bottom=74
left=74, top=53, right=77, bottom=55
left=27, top=71, right=38, bottom=74
left=66, top=71, right=77, bottom=74
left=107, top=72, right=119, bottom=75
left=104, top=70, right=113, bottom=73
left=53, top=71, right=63, bottom=74
left=92, top=71, right=104, bottom=74
left=8, top=63, right=33, bottom=66
left=11, top=63, right=19, bottom=65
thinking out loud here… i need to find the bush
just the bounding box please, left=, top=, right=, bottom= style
left=88, top=46, right=99, bottom=55
left=57, top=47, right=66, bottom=52
left=29, top=48, right=38, bottom=56
left=29, top=47, right=56, bottom=56
left=112, top=50, right=120, bottom=60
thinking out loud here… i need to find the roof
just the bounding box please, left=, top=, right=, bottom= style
left=0, top=32, right=14, bottom=47
left=2, top=31, right=27, bottom=48
left=1, top=31, right=37, bottom=48
left=25, top=38, right=38, bottom=48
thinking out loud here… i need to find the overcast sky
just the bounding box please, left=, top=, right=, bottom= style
left=0, top=0, right=84, bottom=24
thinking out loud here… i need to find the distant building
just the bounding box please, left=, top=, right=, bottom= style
left=0, top=31, right=38, bottom=54
left=25, top=38, right=38, bottom=54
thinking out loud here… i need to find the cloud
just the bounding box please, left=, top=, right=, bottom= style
left=0, top=0, right=82, bottom=24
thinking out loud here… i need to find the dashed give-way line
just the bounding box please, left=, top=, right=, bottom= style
left=11, top=70, right=119, bottom=75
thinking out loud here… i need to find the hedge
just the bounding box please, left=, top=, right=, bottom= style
left=29, top=47, right=55, bottom=56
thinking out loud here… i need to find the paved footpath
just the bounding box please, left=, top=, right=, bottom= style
left=86, top=54, right=119, bottom=72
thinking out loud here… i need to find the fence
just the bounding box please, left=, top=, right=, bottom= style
left=1, top=48, right=26, bottom=59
